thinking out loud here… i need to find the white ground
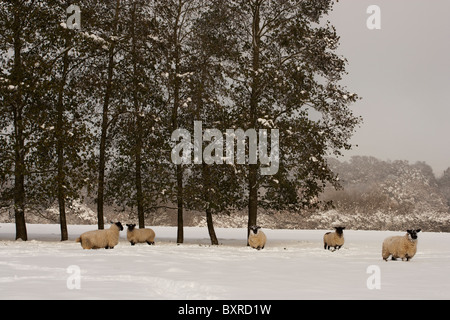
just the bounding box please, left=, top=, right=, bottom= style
left=1, top=224, right=449, bottom=300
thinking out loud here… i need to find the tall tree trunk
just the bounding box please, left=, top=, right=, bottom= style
left=172, top=6, right=184, bottom=244
left=175, top=60, right=184, bottom=243
left=97, top=0, right=121, bottom=230
left=176, top=165, right=184, bottom=244
left=56, top=82, right=67, bottom=241
left=13, top=105, right=26, bottom=241
left=97, top=105, right=107, bottom=231
left=196, top=54, right=218, bottom=245
left=135, top=130, right=144, bottom=229
left=56, top=124, right=67, bottom=240
left=56, top=32, right=71, bottom=241
left=130, top=3, right=145, bottom=229
left=247, top=3, right=261, bottom=243
left=12, top=4, right=27, bottom=241
left=203, top=163, right=218, bottom=245
left=13, top=107, right=26, bottom=241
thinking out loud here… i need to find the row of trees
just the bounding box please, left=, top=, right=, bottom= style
left=0, top=0, right=360, bottom=243
left=325, top=156, right=450, bottom=215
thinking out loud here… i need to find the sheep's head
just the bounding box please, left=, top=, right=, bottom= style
left=249, top=225, right=261, bottom=235
left=334, top=227, right=346, bottom=235
left=407, top=229, right=421, bottom=241
left=126, top=224, right=136, bottom=231
left=109, top=221, right=124, bottom=231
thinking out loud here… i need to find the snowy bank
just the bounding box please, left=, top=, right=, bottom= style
left=1, top=224, right=450, bottom=300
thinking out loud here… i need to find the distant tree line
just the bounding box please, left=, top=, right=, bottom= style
left=0, top=0, right=360, bottom=242
left=324, top=156, right=450, bottom=215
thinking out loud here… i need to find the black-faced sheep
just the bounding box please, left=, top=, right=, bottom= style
left=76, top=222, right=124, bottom=250
left=126, top=224, right=156, bottom=246
left=323, top=227, right=345, bottom=251
left=248, top=225, right=267, bottom=250
left=382, top=229, right=421, bottom=261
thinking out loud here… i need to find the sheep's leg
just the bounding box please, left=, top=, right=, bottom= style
left=130, top=241, right=136, bottom=246
left=147, top=241, right=155, bottom=245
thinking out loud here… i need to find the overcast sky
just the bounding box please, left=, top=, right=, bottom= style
left=327, top=0, right=450, bottom=175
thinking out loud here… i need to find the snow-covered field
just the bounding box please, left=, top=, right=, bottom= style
left=1, top=223, right=449, bottom=300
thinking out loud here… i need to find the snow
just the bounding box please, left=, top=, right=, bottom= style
left=1, top=223, right=449, bottom=300
left=80, top=32, right=106, bottom=44
left=257, top=118, right=274, bottom=128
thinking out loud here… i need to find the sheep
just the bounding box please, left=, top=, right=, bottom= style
left=76, top=222, right=124, bottom=250
left=248, top=225, right=267, bottom=250
left=126, top=224, right=156, bottom=246
left=323, top=227, right=345, bottom=251
left=382, top=229, right=421, bottom=261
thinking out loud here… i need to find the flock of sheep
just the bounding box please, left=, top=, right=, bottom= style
left=76, top=222, right=422, bottom=262
left=76, top=222, right=155, bottom=250
left=321, top=226, right=422, bottom=261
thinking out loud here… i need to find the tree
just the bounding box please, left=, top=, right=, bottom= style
left=0, top=1, right=61, bottom=240
left=27, top=1, right=98, bottom=241
left=221, top=0, right=361, bottom=239
left=105, top=0, right=168, bottom=229
left=0, top=0, right=32, bottom=240
left=438, top=168, right=450, bottom=208
left=153, top=0, right=209, bottom=243
left=87, top=0, right=123, bottom=230
left=181, top=2, right=243, bottom=245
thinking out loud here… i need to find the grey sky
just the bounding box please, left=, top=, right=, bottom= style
left=328, top=0, right=450, bottom=175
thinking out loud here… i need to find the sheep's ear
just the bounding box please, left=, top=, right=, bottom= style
left=416, top=229, right=422, bottom=233
left=407, top=230, right=412, bottom=234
